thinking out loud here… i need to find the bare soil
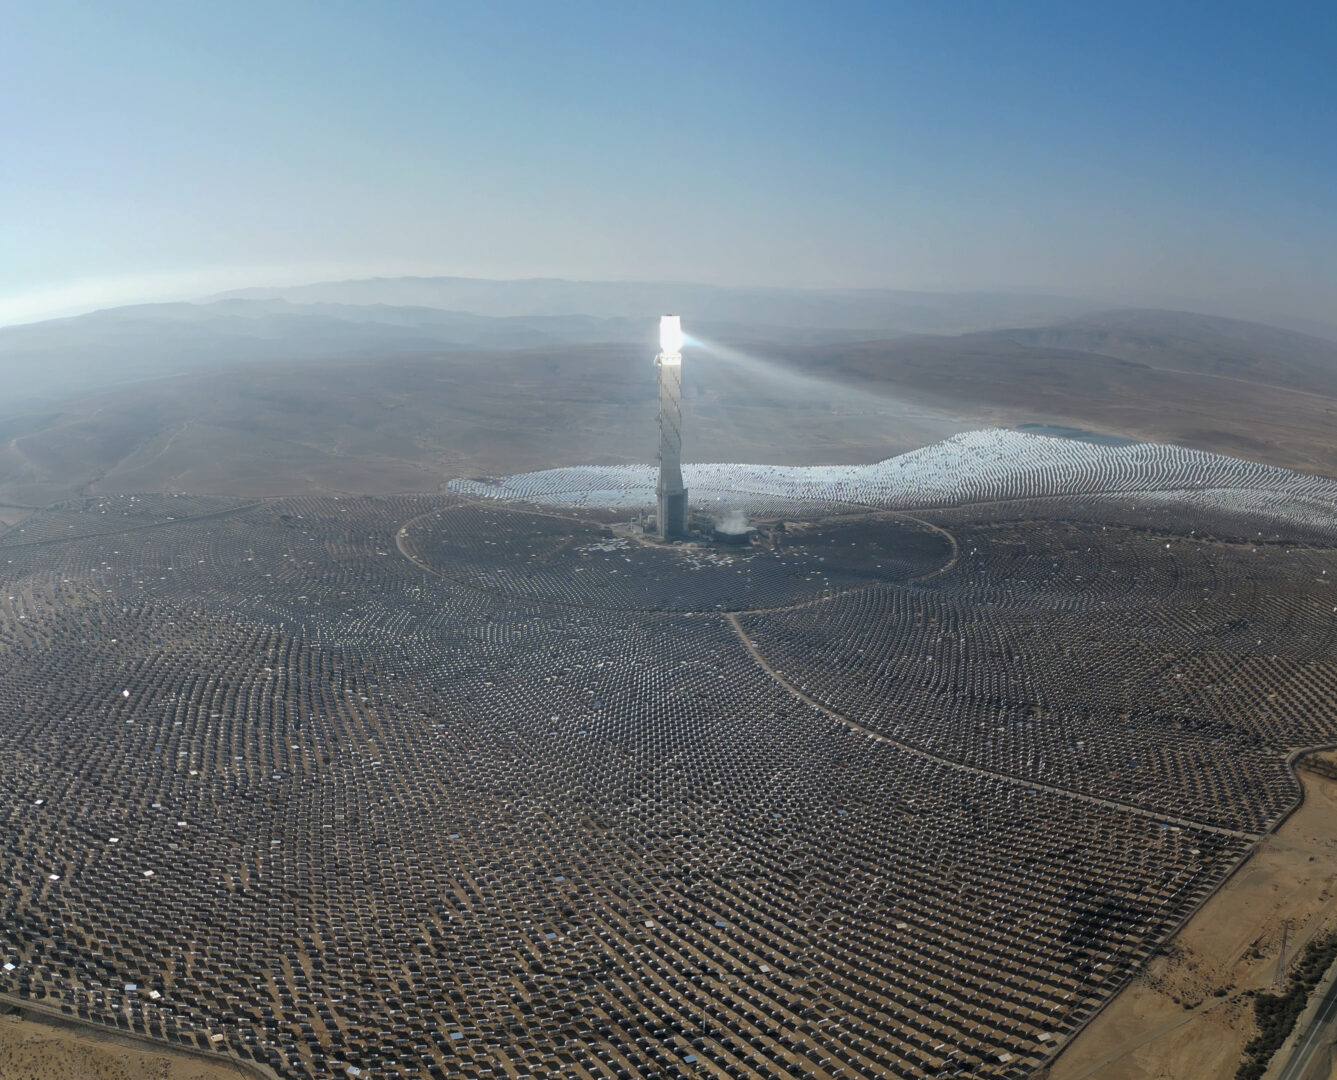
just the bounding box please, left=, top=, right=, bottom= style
left=0, top=1011, right=244, bottom=1080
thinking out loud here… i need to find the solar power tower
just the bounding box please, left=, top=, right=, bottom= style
left=655, top=315, right=688, bottom=539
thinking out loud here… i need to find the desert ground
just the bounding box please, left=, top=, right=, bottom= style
left=3, top=308, right=1337, bottom=508
left=0, top=347, right=974, bottom=507
left=0, top=1007, right=248, bottom=1080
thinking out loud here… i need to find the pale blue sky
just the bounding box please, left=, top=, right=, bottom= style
left=2, top=1, right=1334, bottom=325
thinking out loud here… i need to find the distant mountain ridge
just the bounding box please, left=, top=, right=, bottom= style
left=213, top=275, right=1099, bottom=336
left=975, top=308, right=1337, bottom=394
left=0, top=279, right=1106, bottom=413
left=0, top=296, right=920, bottom=411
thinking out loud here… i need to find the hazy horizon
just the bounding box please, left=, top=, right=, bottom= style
left=4, top=2, right=1334, bottom=330
left=0, top=270, right=1099, bottom=329
left=4, top=272, right=1337, bottom=345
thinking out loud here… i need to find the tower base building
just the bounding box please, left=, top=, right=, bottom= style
left=657, top=484, right=688, bottom=539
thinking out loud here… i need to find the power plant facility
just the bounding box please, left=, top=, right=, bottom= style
left=655, top=314, right=688, bottom=539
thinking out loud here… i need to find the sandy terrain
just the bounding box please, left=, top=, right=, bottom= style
left=0, top=347, right=975, bottom=506
left=0, top=1010, right=244, bottom=1080
left=0, top=508, right=33, bottom=533
left=1048, top=750, right=1337, bottom=1080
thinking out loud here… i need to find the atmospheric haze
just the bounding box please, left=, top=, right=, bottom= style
left=4, top=6, right=1337, bottom=1080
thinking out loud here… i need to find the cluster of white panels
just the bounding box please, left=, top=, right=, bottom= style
left=450, top=429, right=1337, bottom=529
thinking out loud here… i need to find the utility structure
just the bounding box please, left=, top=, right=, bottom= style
left=655, top=314, right=688, bottom=539
left=1276, top=918, right=1291, bottom=988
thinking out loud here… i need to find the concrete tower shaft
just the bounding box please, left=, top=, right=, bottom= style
left=657, top=353, right=684, bottom=489
left=656, top=316, right=688, bottom=539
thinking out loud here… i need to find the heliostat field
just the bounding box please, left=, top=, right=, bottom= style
left=2, top=431, right=1337, bottom=1079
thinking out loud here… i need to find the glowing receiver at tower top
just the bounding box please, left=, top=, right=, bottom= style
left=659, top=314, right=683, bottom=357
left=655, top=315, right=687, bottom=538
